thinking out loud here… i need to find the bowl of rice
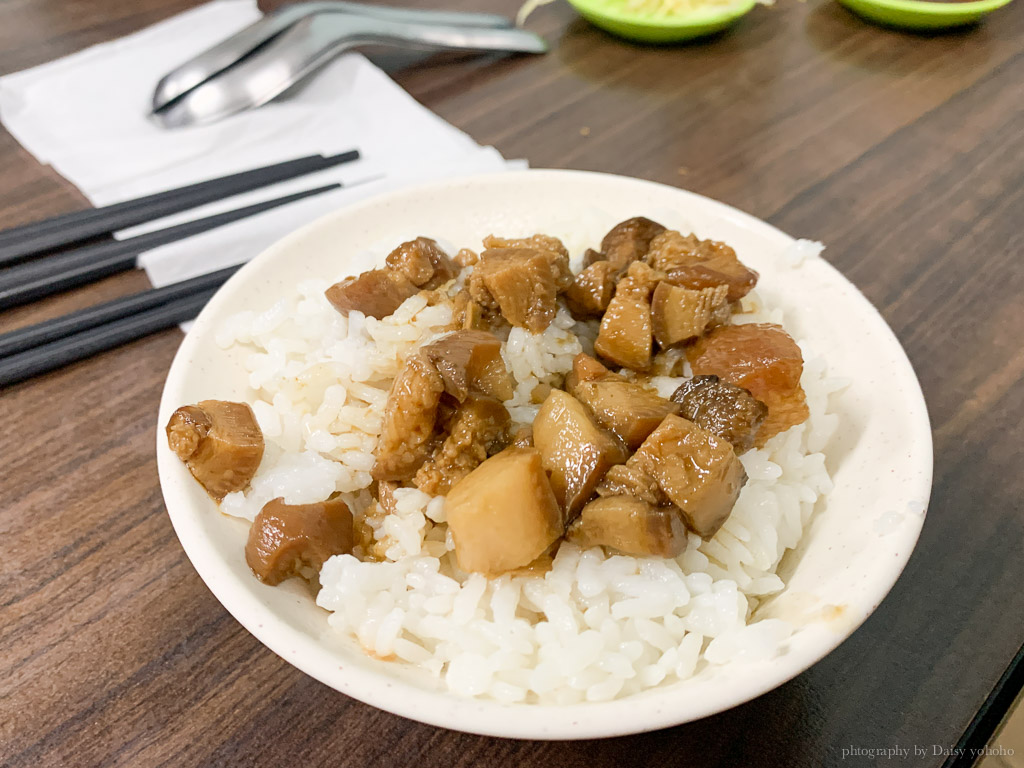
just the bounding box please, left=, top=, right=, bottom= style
left=157, top=169, right=932, bottom=739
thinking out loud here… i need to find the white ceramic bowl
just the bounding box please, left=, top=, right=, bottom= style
left=157, top=170, right=932, bottom=739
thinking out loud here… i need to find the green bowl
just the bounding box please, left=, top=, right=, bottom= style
left=836, top=0, right=1013, bottom=29
left=565, top=0, right=758, bottom=42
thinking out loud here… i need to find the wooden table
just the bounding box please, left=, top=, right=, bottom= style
left=2, top=0, right=1022, bottom=765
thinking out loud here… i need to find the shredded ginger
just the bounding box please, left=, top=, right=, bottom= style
left=518, top=0, right=767, bottom=25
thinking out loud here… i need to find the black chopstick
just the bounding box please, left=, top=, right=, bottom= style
left=0, top=149, right=359, bottom=267
left=0, top=290, right=216, bottom=387
left=0, top=264, right=242, bottom=358
left=0, top=182, right=339, bottom=310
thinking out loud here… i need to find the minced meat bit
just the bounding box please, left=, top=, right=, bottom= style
left=372, top=353, right=446, bottom=481
left=413, top=393, right=511, bottom=496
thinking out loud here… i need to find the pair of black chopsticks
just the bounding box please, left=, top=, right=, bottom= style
left=0, top=150, right=359, bottom=387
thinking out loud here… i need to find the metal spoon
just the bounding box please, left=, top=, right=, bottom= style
left=152, top=10, right=545, bottom=128
left=152, top=2, right=517, bottom=114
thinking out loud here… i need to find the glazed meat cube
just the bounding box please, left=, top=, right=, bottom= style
left=564, top=352, right=611, bottom=392
left=618, top=261, right=666, bottom=300
left=595, top=291, right=653, bottom=370
left=372, top=354, right=445, bottom=481
left=567, top=496, right=688, bottom=558
left=665, top=266, right=755, bottom=304
left=569, top=373, right=679, bottom=450
left=166, top=400, right=264, bottom=499
left=482, top=233, right=569, bottom=257
left=651, top=282, right=730, bottom=347
left=532, top=390, right=627, bottom=523
left=670, top=375, right=767, bottom=453
left=647, top=230, right=719, bottom=272
left=564, top=261, right=616, bottom=318
left=325, top=268, right=419, bottom=319
left=245, top=496, right=354, bottom=585
left=648, top=230, right=759, bottom=302
left=629, top=414, right=747, bottom=538
left=482, top=235, right=574, bottom=291
left=422, top=330, right=514, bottom=402
left=445, top=447, right=563, bottom=575
left=599, top=217, right=667, bottom=273
left=385, top=241, right=432, bottom=286
left=593, top=260, right=676, bottom=370
left=384, top=236, right=459, bottom=289
left=686, top=323, right=803, bottom=398
left=472, top=248, right=560, bottom=332
left=687, top=323, right=809, bottom=446
left=414, top=393, right=511, bottom=496
left=467, top=265, right=500, bottom=312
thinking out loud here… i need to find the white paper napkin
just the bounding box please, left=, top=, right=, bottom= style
left=0, top=0, right=523, bottom=303
left=138, top=148, right=521, bottom=287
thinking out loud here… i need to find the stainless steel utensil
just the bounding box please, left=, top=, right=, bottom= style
left=152, top=3, right=545, bottom=128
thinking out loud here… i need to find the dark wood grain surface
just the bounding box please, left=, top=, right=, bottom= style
left=2, top=0, right=1022, bottom=765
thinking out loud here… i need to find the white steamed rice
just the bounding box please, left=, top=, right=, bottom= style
left=215, top=239, right=843, bottom=704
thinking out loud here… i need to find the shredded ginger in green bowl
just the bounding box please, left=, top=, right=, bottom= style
left=518, top=0, right=762, bottom=42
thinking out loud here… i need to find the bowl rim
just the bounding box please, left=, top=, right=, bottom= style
left=836, top=0, right=1012, bottom=16
left=566, top=0, right=758, bottom=28
left=157, top=168, right=933, bottom=739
